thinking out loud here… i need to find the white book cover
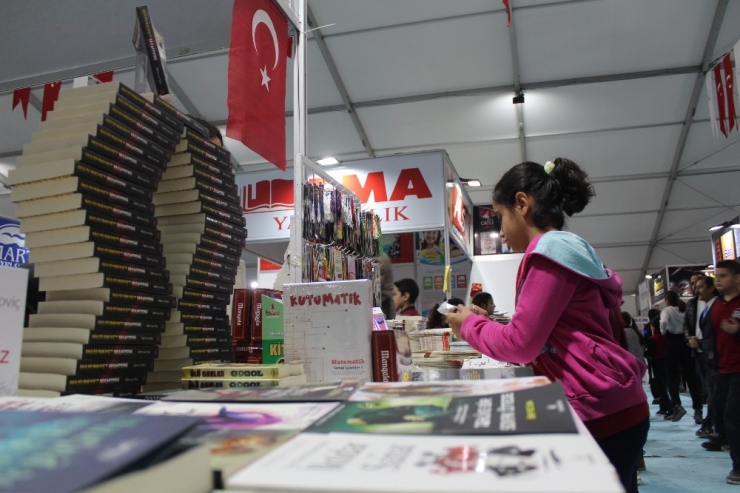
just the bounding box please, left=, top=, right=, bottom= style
left=0, top=265, right=29, bottom=396
left=0, top=394, right=152, bottom=413
left=226, top=432, right=622, bottom=493
left=133, top=401, right=339, bottom=430
left=284, top=280, right=373, bottom=384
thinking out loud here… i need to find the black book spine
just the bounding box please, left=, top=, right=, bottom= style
left=67, top=372, right=148, bottom=390
left=102, top=274, right=172, bottom=296
left=178, top=299, right=228, bottom=314
left=180, top=140, right=232, bottom=170
left=182, top=127, right=230, bottom=160
left=94, top=244, right=166, bottom=269
left=203, top=226, right=246, bottom=248
left=97, top=120, right=168, bottom=169
left=75, top=359, right=154, bottom=375
left=117, top=84, right=184, bottom=134
left=98, top=259, right=169, bottom=283
left=112, top=94, right=180, bottom=148
left=200, top=203, right=246, bottom=227
left=189, top=155, right=235, bottom=181
left=74, top=162, right=152, bottom=202
left=107, top=104, right=178, bottom=151
left=185, top=276, right=234, bottom=296
left=191, top=165, right=237, bottom=192
left=84, top=140, right=162, bottom=183
left=194, top=179, right=240, bottom=204
left=78, top=178, right=154, bottom=215
left=102, top=112, right=174, bottom=160
left=94, top=317, right=166, bottom=332
left=82, top=209, right=160, bottom=242
left=80, top=148, right=158, bottom=190
left=81, top=345, right=159, bottom=360
left=86, top=330, right=163, bottom=345
left=81, top=195, right=158, bottom=231
left=193, top=244, right=240, bottom=266
left=198, top=236, right=241, bottom=258
left=182, top=324, right=231, bottom=336
left=61, top=385, right=142, bottom=397
left=197, top=191, right=242, bottom=215
left=186, top=266, right=236, bottom=286
left=135, top=6, right=168, bottom=96
left=203, top=214, right=247, bottom=239
left=179, top=287, right=231, bottom=305
left=190, top=255, right=238, bottom=276
left=187, top=336, right=232, bottom=347
left=104, top=289, right=176, bottom=309
left=189, top=347, right=234, bottom=357
left=90, top=228, right=163, bottom=255
left=180, top=312, right=229, bottom=325
left=154, top=97, right=211, bottom=138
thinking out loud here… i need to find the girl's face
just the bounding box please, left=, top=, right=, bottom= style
left=424, top=231, right=439, bottom=247
left=493, top=202, right=530, bottom=253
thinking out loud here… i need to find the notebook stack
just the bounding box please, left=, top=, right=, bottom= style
left=8, top=81, right=181, bottom=396
left=146, top=111, right=245, bottom=391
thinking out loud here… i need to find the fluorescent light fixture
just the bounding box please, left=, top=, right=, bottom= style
left=445, top=182, right=455, bottom=188
left=709, top=225, right=723, bottom=231
left=489, top=233, right=499, bottom=238
left=465, top=179, right=482, bottom=187
left=732, top=224, right=740, bottom=229
left=317, top=157, right=339, bottom=166
left=644, top=275, right=652, bottom=279
left=250, top=281, right=259, bottom=289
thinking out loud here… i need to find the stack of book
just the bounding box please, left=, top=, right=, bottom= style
left=231, top=288, right=283, bottom=363
left=148, top=111, right=246, bottom=390
left=180, top=361, right=306, bottom=389
left=9, top=81, right=181, bottom=397
left=407, top=327, right=452, bottom=352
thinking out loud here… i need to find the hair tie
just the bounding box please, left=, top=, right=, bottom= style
left=544, top=161, right=556, bottom=175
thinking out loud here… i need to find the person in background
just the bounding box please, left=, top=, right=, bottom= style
left=704, top=260, right=740, bottom=485
left=644, top=308, right=662, bottom=405
left=191, top=115, right=224, bottom=146
left=684, top=272, right=710, bottom=417
left=378, top=254, right=395, bottom=320
left=472, top=292, right=496, bottom=317
left=622, top=312, right=645, bottom=363
left=689, top=275, right=720, bottom=439
left=393, top=278, right=420, bottom=316
left=427, top=297, right=466, bottom=329
left=646, top=317, right=671, bottom=415
left=446, top=158, right=648, bottom=493
left=661, top=290, right=702, bottom=423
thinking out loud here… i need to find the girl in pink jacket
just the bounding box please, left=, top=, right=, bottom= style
left=448, top=158, right=648, bottom=493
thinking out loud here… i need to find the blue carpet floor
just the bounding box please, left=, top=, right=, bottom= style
left=640, top=388, right=736, bottom=492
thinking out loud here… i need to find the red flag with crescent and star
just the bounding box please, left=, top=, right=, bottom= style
left=227, top=0, right=290, bottom=171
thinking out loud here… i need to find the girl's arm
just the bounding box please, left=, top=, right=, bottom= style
left=459, top=255, right=580, bottom=363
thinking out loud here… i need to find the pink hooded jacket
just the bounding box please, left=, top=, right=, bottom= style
left=461, top=231, right=647, bottom=423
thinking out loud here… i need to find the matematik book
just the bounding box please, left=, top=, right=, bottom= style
left=225, top=432, right=623, bottom=493
left=307, top=382, right=577, bottom=436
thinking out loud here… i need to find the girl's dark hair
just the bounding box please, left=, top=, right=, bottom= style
left=665, top=290, right=686, bottom=313
left=492, top=158, right=595, bottom=229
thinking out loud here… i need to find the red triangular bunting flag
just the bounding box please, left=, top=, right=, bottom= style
left=714, top=64, right=728, bottom=137
left=227, top=0, right=289, bottom=170
left=41, top=81, right=62, bottom=122
left=93, top=71, right=114, bottom=84
left=722, top=53, right=736, bottom=133
left=12, top=87, right=31, bottom=119
left=503, top=0, right=512, bottom=27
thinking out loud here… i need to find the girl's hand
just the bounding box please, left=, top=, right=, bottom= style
left=447, top=305, right=479, bottom=338
left=720, top=317, right=740, bottom=335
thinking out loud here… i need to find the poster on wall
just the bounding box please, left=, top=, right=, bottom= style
left=667, top=265, right=707, bottom=298
left=381, top=233, right=414, bottom=264
left=415, top=230, right=470, bottom=316
left=473, top=206, right=513, bottom=256
left=0, top=216, right=29, bottom=268
left=651, top=270, right=665, bottom=305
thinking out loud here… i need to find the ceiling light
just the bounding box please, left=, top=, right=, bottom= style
left=512, top=93, right=525, bottom=105
left=317, top=157, right=339, bottom=166
left=250, top=281, right=259, bottom=289
left=489, top=233, right=499, bottom=238
left=709, top=225, right=723, bottom=231
left=463, top=179, right=482, bottom=187
left=645, top=275, right=652, bottom=279
left=445, top=182, right=454, bottom=188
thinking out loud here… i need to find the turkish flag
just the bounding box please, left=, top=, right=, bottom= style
left=94, top=71, right=114, bottom=84
left=41, top=81, right=61, bottom=122
left=12, top=87, right=31, bottom=119
left=227, top=0, right=290, bottom=171
left=502, top=0, right=512, bottom=27
left=722, top=53, right=737, bottom=133
left=714, top=63, right=728, bottom=137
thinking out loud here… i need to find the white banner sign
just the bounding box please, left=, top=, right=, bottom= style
left=235, top=152, right=446, bottom=242
left=0, top=266, right=28, bottom=396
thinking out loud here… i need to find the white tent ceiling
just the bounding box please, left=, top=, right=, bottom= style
left=2, top=0, right=740, bottom=295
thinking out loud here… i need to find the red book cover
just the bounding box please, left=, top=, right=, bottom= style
left=371, top=330, right=398, bottom=383
left=231, top=289, right=249, bottom=342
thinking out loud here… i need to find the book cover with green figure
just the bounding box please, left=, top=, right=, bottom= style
left=261, top=294, right=284, bottom=364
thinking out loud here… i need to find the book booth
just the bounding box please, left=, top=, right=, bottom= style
left=0, top=1, right=633, bottom=492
